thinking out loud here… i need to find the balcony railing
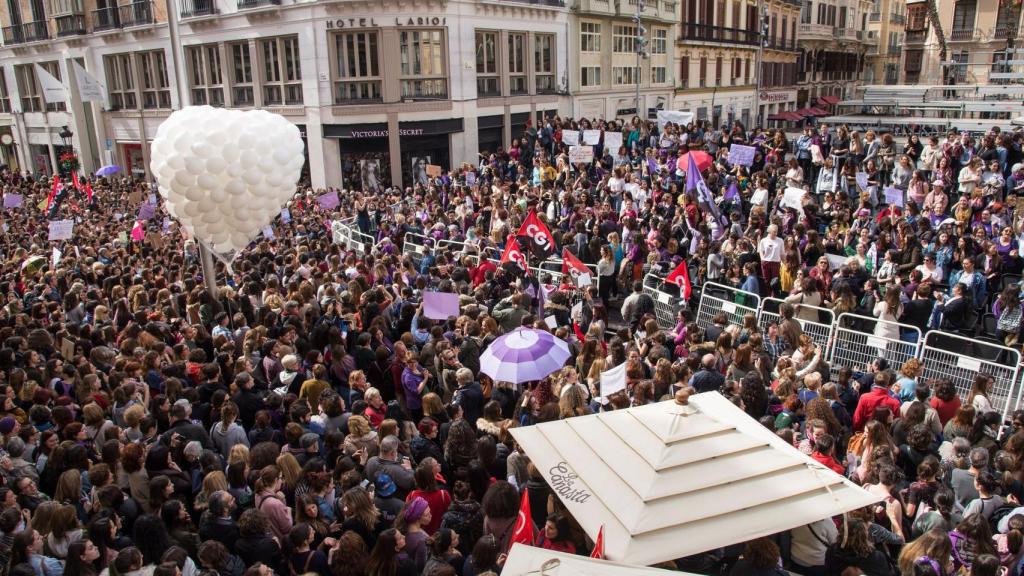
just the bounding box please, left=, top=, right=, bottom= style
left=92, top=6, right=119, bottom=30
left=766, top=39, right=798, bottom=51
left=993, top=25, right=1018, bottom=39
left=502, top=0, right=565, bottom=5
left=869, top=12, right=881, bottom=21
left=1, top=25, right=24, bottom=44
left=54, top=14, right=86, bottom=36
left=799, top=23, right=833, bottom=40
left=21, top=21, right=48, bottom=42
left=887, top=45, right=901, bottom=56
left=890, top=13, right=905, bottom=24
left=120, top=1, right=154, bottom=25
left=950, top=27, right=978, bottom=41
left=906, top=28, right=928, bottom=41
left=180, top=0, right=217, bottom=18
left=237, top=0, right=279, bottom=8
left=678, top=23, right=757, bottom=45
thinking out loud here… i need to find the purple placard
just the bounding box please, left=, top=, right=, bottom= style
left=317, top=191, right=340, bottom=211
left=727, top=144, right=756, bottom=167
left=138, top=201, right=155, bottom=221
left=3, top=194, right=22, bottom=209
left=423, top=292, right=460, bottom=320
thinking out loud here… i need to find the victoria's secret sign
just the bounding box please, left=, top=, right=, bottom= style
left=325, top=16, right=447, bottom=29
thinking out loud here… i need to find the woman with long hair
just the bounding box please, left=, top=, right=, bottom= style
left=897, top=527, right=953, bottom=576
left=366, top=528, right=416, bottom=576
left=329, top=531, right=370, bottom=576
left=944, top=405, right=976, bottom=441
left=950, top=513, right=997, bottom=572
left=235, top=509, right=285, bottom=575
left=285, top=523, right=330, bottom=576
left=10, top=529, right=63, bottom=575
left=160, top=500, right=199, bottom=559
left=824, top=517, right=893, bottom=575
left=340, top=487, right=384, bottom=551
left=65, top=539, right=101, bottom=576
left=968, top=374, right=996, bottom=415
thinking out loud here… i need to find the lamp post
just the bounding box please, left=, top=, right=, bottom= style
left=634, top=1, right=649, bottom=120
left=57, top=125, right=75, bottom=178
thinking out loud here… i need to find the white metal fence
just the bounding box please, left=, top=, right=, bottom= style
left=920, top=331, right=1023, bottom=421
left=696, top=282, right=761, bottom=331
left=757, top=297, right=836, bottom=352
left=643, top=271, right=687, bottom=330
left=827, top=313, right=922, bottom=376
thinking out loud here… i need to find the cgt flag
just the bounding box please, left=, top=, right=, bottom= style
left=561, top=248, right=589, bottom=279
left=516, top=210, right=556, bottom=259
left=499, top=235, right=529, bottom=277
left=510, top=488, right=534, bottom=547
left=666, top=259, right=693, bottom=300
left=590, top=525, right=605, bottom=559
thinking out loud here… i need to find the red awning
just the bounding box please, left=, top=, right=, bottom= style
left=792, top=108, right=814, bottom=117
left=769, top=112, right=805, bottom=122
left=808, top=107, right=830, bottom=116
left=818, top=95, right=840, bottom=106
left=767, top=113, right=787, bottom=121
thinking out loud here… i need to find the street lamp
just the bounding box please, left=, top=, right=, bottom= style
left=58, top=126, right=73, bottom=147
left=57, top=125, right=77, bottom=178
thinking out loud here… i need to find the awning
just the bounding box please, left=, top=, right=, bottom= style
left=503, top=544, right=702, bottom=576
left=818, top=95, right=841, bottom=106
left=808, top=107, right=830, bottom=116
left=768, top=111, right=804, bottom=122
left=509, top=393, right=881, bottom=565
left=792, top=108, right=815, bottom=117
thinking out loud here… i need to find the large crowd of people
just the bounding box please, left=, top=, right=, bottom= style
left=0, top=113, right=1023, bottom=576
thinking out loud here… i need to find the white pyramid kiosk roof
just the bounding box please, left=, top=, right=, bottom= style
left=503, top=543, right=702, bottom=576
left=509, top=392, right=881, bottom=566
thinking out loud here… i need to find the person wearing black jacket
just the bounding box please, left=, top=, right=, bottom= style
left=230, top=372, right=263, bottom=431
left=900, top=283, right=935, bottom=335
left=452, top=369, right=484, bottom=429
left=234, top=508, right=286, bottom=576
left=159, top=401, right=213, bottom=450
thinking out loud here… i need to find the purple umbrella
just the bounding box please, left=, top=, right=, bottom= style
left=480, top=328, right=571, bottom=384
left=95, top=165, right=121, bottom=177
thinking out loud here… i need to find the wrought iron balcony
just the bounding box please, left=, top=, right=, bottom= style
left=55, top=14, right=87, bottom=36
left=92, top=6, right=120, bottom=30
left=237, top=0, right=279, bottom=9
left=21, top=21, right=49, bottom=42
left=180, top=0, right=217, bottom=18
left=120, top=0, right=154, bottom=25
left=1, top=25, right=24, bottom=44
left=678, top=23, right=758, bottom=46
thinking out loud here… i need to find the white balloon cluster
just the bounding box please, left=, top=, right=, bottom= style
left=150, top=106, right=304, bottom=254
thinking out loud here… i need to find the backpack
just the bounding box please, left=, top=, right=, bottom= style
left=988, top=503, right=1018, bottom=533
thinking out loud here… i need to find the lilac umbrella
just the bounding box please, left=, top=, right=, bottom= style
left=480, top=328, right=571, bottom=384
left=95, top=165, right=121, bottom=177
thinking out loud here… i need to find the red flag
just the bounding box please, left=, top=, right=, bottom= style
left=561, top=248, right=589, bottom=279
left=666, top=260, right=692, bottom=300
left=70, top=171, right=81, bottom=191
left=499, top=235, right=529, bottom=276
left=46, top=175, right=61, bottom=211
left=130, top=220, right=145, bottom=241
left=590, top=525, right=605, bottom=559
left=84, top=182, right=94, bottom=203
left=510, top=489, right=533, bottom=547
left=516, top=210, right=556, bottom=258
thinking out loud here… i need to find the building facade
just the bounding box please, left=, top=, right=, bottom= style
left=758, top=0, right=801, bottom=123
left=0, top=0, right=572, bottom=188
left=864, top=0, right=905, bottom=84
left=796, top=0, right=875, bottom=106
left=570, top=0, right=677, bottom=121
left=903, top=0, right=1022, bottom=85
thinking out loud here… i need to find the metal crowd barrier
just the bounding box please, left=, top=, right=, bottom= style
left=695, top=282, right=760, bottom=331
left=828, top=313, right=921, bottom=377
left=920, top=331, right=1023, bottom=421
left=402, top=232, right=430, bottom=266
left=643, top=271, right=686, bottom=330
left=757, top=297, right=836, bottom=352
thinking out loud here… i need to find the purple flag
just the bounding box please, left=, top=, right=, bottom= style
left=724, top=181, right=740, bottom=201
left=686, top=154, right=726, bottom=228
left=317, top=191, right=340, bottom=211
left=3, top=194, right=22, bottom=209
left=423, top=292, right=460, bottom=320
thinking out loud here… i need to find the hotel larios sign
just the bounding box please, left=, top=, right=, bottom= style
left=325, top=16, right=448, bottom=29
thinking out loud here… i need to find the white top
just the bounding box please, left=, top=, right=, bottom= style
left=758, top=236, right=784, bottom=262
left=973, top=393, right=994, bottom=414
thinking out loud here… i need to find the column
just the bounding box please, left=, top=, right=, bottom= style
left=387, top=113, right=400, bottom=186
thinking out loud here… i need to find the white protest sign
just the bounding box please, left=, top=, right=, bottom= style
left=47, top=220, right=74, bottom=241
left=599, top=362, right=627, bottom=402
left=781, top=187, right=805, bottom=210
left=604, top=131, right=623, bottom=151
left=583, top=130, right=601, bottom=145
left=577, top=273, right=592, bottom=287
left=562, top=130, right=580, bottom=146
left=727, top=144, right=757, bottom=167
left=656, top=110, right=695, bottom=132
left=544, top=315, right=557, bottom=329
left=262, top=226, right=275, bottom=240
left=51, top=247, right=61, bottom=269
left=569, top=145, right=594, bottom=164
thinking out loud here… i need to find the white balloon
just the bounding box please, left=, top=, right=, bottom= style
left=184, top=156, right=205, bottom=176
left=205, top=157, right=227, bottom=174
left=196, top=173, right=219, bottom=191
left=242, top=171, right=263, bottom=186
left=182, top=201, right=201, bottom=218
left=173, top=172, right=194, bottom=189
left=167, top=156, right=185, bottom=171
left=197, top=198, right=217, bottom=214
left=225, top=180, right=246, bottom=197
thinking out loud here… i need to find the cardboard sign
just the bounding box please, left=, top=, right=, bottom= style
left=426, top=164, right=442, bottom=178
left=280, top=208, right=291, bottom=224
left=138, top=201, right=155, bottom=221
left=855, top=172, right=870, bottom=190
left=47, top=219, right=74, bottom=241
left=569, top=145, right=594, bottom=164
left=3, top=194, right=23, bottom=209
left=562, top=130, right=580, bottom=146
left=262, top=226, right=275, bottom=240
left=128, top=190, right=142, bottom=205
left=728, top=144, right=757, bottom=167
left=60, top=337, right=75, bottom=360
left=146, top=231, right=163, bottom=250
left=582, top=130, right=601, bottom=145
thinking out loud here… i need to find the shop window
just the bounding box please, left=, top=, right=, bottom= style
left=333, top=31, right=381, bottom=104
